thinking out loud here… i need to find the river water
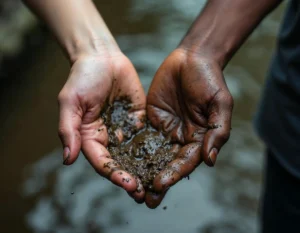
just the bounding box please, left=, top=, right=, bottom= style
left=0, top=1, right=285, bottom=233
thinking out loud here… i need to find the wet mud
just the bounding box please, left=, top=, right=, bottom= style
left=102, top=99, right=176, bottom=189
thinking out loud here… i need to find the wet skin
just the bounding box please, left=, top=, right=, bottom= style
left=90, top=47, right=234, bottom=208
left=58, top=52, right=147, bottom=202
left=146, top=48, right=233, bottom=208
left=57, top=49, right=233, bottom=207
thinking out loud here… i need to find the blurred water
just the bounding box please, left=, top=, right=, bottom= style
left=0, top=0, right=285, bottom=233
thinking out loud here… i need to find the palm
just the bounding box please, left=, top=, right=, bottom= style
left=58, top=53, right=146, bottom=201
left=145, top=49, right=233, bottom=208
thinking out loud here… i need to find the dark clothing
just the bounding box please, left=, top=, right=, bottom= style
left=256, top=2, right=300, bottom=230
left=261, top=149, right=300, bottom=233
left=255, top=0, right=300, bottom=178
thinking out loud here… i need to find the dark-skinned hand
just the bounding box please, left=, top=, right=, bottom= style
left=145, top=48, right=233, bottom=208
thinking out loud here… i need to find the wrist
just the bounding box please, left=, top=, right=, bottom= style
left=178, top=39, right=227, bottom=69
left=65, top=29, right=121, bottom=64
left=177, top=0, right=281, bottom=69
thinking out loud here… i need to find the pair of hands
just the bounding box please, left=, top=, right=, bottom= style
left=58, top=47, right=233, bottom=208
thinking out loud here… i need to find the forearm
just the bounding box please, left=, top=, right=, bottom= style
left=179, top=0, right=283, bottom=68
left=23, top=0, right=119, bottom=62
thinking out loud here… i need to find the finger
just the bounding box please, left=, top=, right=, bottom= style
left=58, top=96, right=82, bottom=165
left=82, top=140, right=137, bottom=192
left=202, top=90, right=233, bottom=167
left=153, top=143, right=201, bottom=193
left=127, top=177, right=145, bottom=203
left=145, top=189, right=168, bottom=209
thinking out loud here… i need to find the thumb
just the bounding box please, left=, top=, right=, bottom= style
left=202, top=90, right=233, bottom=167
left=58, top=94, right=82, bottom=165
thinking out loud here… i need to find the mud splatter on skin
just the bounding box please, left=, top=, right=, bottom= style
left=101, top=99, right=176, bottom=190
left=207, top=123, right=222, bottom=129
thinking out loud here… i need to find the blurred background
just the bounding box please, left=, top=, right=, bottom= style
left=0, top=0, right=286, bottom=233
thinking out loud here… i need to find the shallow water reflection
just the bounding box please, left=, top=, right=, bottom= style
left=1, top=0, right=286, bottom=232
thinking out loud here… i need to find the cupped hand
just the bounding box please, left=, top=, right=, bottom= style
left=145, top=48, right=233, bottom=208
left=57, top=51, right=146, bottom=202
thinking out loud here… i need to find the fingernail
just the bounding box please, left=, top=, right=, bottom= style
left=208, top=148, right=218, bottom=167
left=63, top=147, right=70, bottom=165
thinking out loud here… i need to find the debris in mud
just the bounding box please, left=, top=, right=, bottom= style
left=102, top=99, right=176, bottom=190
left=208, top=123, right=222, bottom=129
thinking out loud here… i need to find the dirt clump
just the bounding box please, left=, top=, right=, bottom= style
left=102, top=99, right=176, bottom=190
